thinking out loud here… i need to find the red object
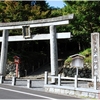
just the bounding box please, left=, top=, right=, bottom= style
left=13, top=56, right=20, bottom=77
left=16, top=63, right=19, bottom=78
left=14, top=56, right=20, bottom=64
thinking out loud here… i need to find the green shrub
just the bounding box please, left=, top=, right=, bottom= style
left=79, top=48, right=91, bottom=64
left=64, top=48, right=91, bottom=67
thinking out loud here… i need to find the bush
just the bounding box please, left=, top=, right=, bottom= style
left=64, top=48, right=91, bottom=68
left=79, top=48, right=91, bottom=64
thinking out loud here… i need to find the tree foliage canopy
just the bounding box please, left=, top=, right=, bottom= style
left=62, top=1, right=100, bottom=50
left=0, top=1, right=51, bottom=22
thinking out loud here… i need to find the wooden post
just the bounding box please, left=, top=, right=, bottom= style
left=0, top=30, right=8, bottom=77
left=50, top=25, right=58, bottom=83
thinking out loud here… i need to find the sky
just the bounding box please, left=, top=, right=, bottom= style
left=46, top=0, right=65, bottom=8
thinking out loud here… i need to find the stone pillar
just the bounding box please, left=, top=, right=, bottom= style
left=0, top=30, right=8, bottom=77
left=27, top=80, right=31, bottom=88
left=12, top=76, right=16, bottom=86
left=91, top=32, right=100, bottom=82
left=50, top=25, right=58, bottom=83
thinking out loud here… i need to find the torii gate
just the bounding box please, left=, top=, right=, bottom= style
left=0, top=14, right=74, bottom=82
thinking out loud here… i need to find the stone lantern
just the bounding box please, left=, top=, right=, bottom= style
left=70, top=54, right=85, bottom=76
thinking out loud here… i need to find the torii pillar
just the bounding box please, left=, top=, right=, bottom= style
left=0, top=30, right=8, bottom=77
left=50, top=25, right=58, bottom=83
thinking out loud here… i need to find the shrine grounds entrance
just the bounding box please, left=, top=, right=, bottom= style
left=0, top=14, right=100, bottom=99
left=0, top=14, right=73, bottom=83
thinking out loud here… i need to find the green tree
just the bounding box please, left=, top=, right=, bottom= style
left=63, top=1, right=100, bottom=51
left=5, top=1, right=24, bottom=22
left=35, top=0, right=49, bottom=11
left=0, top=1, right=6, bottom=22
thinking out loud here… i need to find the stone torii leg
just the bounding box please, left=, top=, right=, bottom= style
left=0, top=30, right=8, bottom=77
left=50, top=25, right=58, bottom=83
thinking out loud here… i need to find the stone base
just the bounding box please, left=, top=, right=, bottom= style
left=45, top=87, right=100, bottom=99
left=87, top=82, right=100, bottom=89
